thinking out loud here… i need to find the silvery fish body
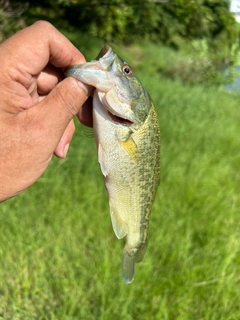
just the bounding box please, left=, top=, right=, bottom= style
left=65, top=46, right=160, bottom=284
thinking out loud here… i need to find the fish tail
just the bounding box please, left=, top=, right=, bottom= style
left=122, top=247, right=135, bottom=284
left=122, top=242, right=148, bottom=284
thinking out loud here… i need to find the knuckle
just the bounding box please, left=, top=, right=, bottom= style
left=33, top=20, right=55, bottom=32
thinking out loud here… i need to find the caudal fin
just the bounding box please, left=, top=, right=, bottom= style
left=122, top=249, right=135, bottom=284
left=122, top=242, right=148, bottom=284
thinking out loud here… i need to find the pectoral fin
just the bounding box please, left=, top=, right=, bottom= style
left=110, top=203, right=128, bottom=239
left=119, top=137, right=139, bottom=163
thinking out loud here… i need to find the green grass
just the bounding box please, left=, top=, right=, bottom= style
left=1, top=28, right=240, bottom=319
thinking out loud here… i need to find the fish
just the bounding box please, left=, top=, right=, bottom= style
left=65, top=45, right=160, bottom=284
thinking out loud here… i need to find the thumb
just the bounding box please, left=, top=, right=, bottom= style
left=32, top=77, right=92, bottom=152
left=45, top=76, right=92, bottom=122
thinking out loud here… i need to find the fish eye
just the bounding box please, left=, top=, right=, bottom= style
left=122, top=65, right=133, bottom=76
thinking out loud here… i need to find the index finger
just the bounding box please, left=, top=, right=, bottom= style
left=0, top=20, right=85, bottom=79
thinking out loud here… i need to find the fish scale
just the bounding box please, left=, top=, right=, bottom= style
left=65, top=45, right=160, bottom=284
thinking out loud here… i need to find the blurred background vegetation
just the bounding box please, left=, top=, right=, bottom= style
left=1, top=1, right=240, bottom=319
left=1, top=0, right=240, bottom=85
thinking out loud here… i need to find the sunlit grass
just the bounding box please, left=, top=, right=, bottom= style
left=1, top=29, right=240, bottom=319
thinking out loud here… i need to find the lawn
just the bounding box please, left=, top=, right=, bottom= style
left=1, top=28, right=240, bottom=319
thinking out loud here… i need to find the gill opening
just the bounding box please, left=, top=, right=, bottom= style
left=108, top=111, right=133, bottom=126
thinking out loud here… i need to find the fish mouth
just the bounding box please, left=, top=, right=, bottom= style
left=97, top=91, right=135, bottom=127
left=107, top=111, right=133, bottom=126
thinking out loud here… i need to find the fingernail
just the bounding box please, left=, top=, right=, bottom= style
left=63, top=143, right=70, bottom=158
left=77, top=81, right=93, bottom=96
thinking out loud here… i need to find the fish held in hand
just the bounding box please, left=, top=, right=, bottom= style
left=65, top=45, right=160, bottom=284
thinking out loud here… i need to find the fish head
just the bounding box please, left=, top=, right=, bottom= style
left=65, top=45, right=152, bottom=128
left=96, top=45, right=152, bottom=127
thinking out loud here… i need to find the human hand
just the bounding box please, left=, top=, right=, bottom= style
left=0, top=21, right=92, bottom=202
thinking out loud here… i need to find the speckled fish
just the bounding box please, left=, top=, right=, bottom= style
left=65, top=45, right=160, bottom=284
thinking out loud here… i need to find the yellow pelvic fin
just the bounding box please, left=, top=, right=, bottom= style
left=119, top=136, right=139, bottom=163
left=110, top=203, right=128, bottom=239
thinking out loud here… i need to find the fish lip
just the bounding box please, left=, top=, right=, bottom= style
left=65, top=46, right=114, bottom=75
left=95, top=45, right=112, bottom=60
